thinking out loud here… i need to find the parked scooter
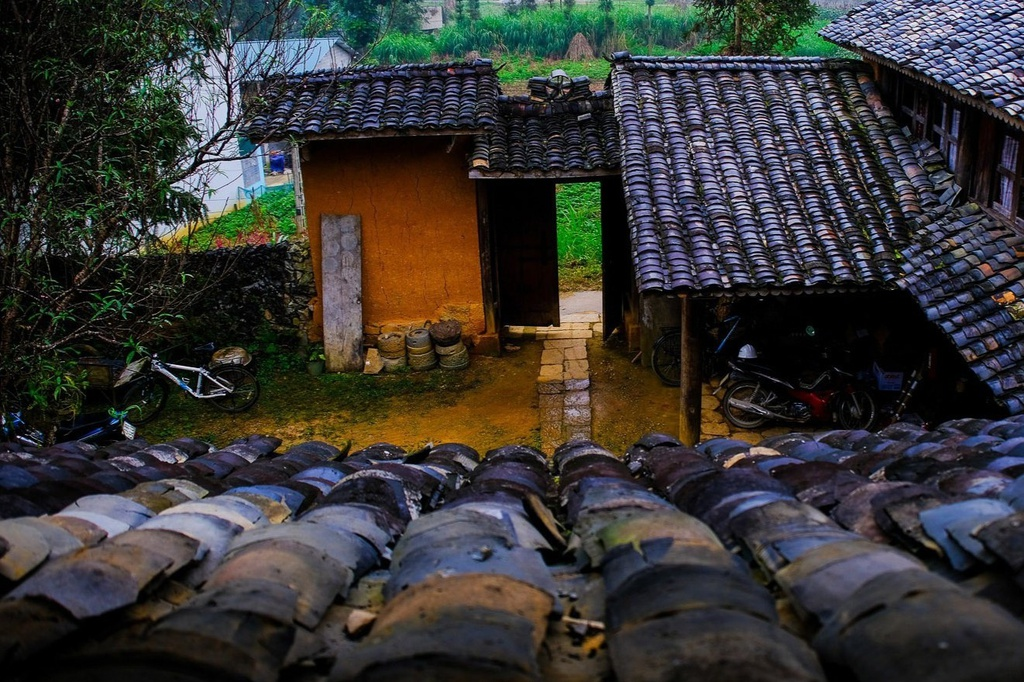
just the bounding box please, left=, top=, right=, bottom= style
left=720, top=344, right=877, bottom=430
left=1, top=408, right=134, bottom=448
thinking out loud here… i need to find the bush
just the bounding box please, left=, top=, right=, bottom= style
left=433, top=6, right=696, bottom=60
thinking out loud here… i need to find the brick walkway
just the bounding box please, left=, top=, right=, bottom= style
left=506, top=314, right=603, bottom=453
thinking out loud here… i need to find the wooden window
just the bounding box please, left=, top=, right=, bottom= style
left=992, top=130, right=1024, bottom=225
left=900, top=83, right=930, bottom=139
left=931, top=101, right=962, bottom=171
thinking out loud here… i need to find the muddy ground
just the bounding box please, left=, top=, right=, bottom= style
left=140, top=335, right=717, bottom=456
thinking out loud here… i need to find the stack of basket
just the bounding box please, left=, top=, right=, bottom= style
left=430, top=320, right=469, bottom=370
left=405, top=328, right=437, bottom=371
left=377, top=332, right=407, bottom=372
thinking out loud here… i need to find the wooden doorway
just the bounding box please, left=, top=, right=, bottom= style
left=490, top=179, right=560, bottom=327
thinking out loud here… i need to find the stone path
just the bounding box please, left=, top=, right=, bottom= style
left=506, top=291, right=779, bottom=452
left=506, top=310, right=603, bottom=453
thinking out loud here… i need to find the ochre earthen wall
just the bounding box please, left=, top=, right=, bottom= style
left=302, top=136, right=485, bottom=341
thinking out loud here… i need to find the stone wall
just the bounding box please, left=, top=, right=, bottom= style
left=183, top=240, right=316, bottom=345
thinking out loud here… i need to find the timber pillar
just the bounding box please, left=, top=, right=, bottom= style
left=678, top=294, right=702, bottom=446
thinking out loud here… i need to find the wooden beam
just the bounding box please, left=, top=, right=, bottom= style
left=321, top=214, right=363, bottom=372
left=476, top=182, right=498, bottom=338
left=678, top=294, right=702, bottom=446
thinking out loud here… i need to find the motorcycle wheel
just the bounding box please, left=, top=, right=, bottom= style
left=835, top=390, right=877, bottom=430
left=722, top=381, right=770, bottom=429
left=119, top=376, right=168, bottom=425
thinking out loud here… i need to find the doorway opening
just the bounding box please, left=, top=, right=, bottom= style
left=556, top=182, right=603, bottom=293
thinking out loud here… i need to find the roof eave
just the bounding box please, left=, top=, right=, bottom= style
left=839, top=48, right=1024, bottom=132
left=468, top=167, right=619, bottom=180
left=251, top=128, right=490, bottom=143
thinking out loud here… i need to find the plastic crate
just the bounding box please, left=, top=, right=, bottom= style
left=873, top=363, right=904, bottom=392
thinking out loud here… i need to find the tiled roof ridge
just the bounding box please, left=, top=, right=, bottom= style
left=494, top=90, right=614, bottom=117
left=610, top=51, right=869, bottom=73
left=262, top=58, right=495, bottom=85
left=242, top=58, right=500, bottom=141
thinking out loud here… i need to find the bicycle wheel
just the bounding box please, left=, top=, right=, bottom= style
left=119, top=376, right=168, bottom=425
left=722, top=381, right=770, bottom=429
left=835, top=390, right=877, bottom=430
left=208, top=366, right=260, bottom=412
left=652, top=331, right=682, bottom=386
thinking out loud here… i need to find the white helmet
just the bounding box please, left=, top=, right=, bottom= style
left=738, top=344, right=758, bottom=360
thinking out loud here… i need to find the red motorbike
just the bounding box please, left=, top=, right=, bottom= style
left=720, top=345, right=876, bottom=430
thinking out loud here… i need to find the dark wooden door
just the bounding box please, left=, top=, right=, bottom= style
left=490, top=180, right=559, bottom=327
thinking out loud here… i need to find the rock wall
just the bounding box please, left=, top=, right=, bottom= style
left=183, top=240, right=316, bottom=345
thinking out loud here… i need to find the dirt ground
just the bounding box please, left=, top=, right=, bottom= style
left=139, top=334, right=697, bottom=457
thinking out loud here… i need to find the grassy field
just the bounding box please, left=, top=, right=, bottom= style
left=557, top=182, right=603, bottom=290
left=186, top=189, right=297, bottom=250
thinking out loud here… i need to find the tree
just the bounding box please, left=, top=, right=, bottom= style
left=0, top=0, right=317, bottom=421
left=695, top=0, right=816, bottom=54
left=317, top=0, right=424, bottom=53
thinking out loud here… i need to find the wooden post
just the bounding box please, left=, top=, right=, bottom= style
left=476, top=183, right=498, bottom=339
left=678, top=294, right=702, bottom=446
left=321, top=214, right=363, bottom=372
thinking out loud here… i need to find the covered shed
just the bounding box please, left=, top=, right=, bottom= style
left=820, top=0, right=1024, bottom=416
left=606, top=54, right=943, bottom=440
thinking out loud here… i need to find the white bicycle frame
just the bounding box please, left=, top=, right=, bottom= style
left=148, top=355, right=235, bottom=399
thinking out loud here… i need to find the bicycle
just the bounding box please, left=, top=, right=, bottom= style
left=652, top=326, right=683, bottom=386
left=651, top=314, right=744, bottom=387
left=116, top=347, right=260, bottom=424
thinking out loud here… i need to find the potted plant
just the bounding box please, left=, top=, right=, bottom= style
left=306, top=344, right=326, bottom=376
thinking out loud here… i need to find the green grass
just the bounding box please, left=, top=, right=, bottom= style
left=786, top=18, right=856, bottom=58
left=497, top=53, right=613, bottom=86
left=557, top=182, right=603, bottom=290
left=186, top=189, right=298, bottom=250
left=367, top=5, right=699, bottom=65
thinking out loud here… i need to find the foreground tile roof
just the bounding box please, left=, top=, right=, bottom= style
left=243, top=60, right=500, bottom=141
left=608, top=54, right=934, bottom=294
left=469, top=88, right=621, bottom=178
left=4, top=422, right=1024, bottom=679
left=820, top=0, right=1024, bottom=126
left=899, top=201, right=1024, bottom=414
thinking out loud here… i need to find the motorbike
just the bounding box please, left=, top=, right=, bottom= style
left=1, top=408, right=135, bottom=448
left=720, top=344, right=877, bottom=430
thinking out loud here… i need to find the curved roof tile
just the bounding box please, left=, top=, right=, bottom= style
left=609, top=54, right=934, bottom=294
left=243, top=60, right=500, bottom=141
left=820, top=0, right=1024, bottom=126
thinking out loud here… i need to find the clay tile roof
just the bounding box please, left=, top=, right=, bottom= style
left=820, top=0, right=1024, bottom=127
left=899, top=202, right=1024, bottom=414
left=608, top=54, right=935, bottom=294
left=242, top=59, right=500, bottom=141
left=5, top=426, right=1024, bottom=677
left=469, top=88, right=621, bottom=179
